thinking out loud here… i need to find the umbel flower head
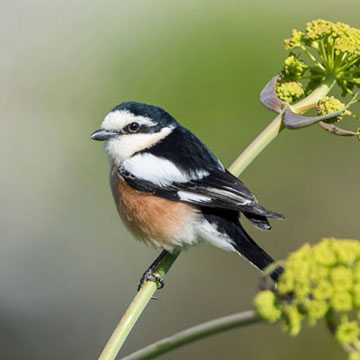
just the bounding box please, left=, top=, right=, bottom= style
left=315, top=96, right=360, bottom=137
left=261, top=19, right=360, bottom=137
left=282, top=19, right=360, bottom=97
left=276, top=81, right=304, bottom=103
left=317, top=96, right=346, bottom=123
left=254, top=238, right=360, bottom=359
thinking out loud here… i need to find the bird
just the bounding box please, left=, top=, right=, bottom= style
left=91, top=102, right=284, bottom=289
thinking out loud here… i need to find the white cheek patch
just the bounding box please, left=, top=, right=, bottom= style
left=102, top=110, right=156, bottom=132
left=177, top=191, right=212, bottom=203
left=104, top=127, right=172, bottom=164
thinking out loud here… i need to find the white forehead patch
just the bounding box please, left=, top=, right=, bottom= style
left=102, top=110, right=156, bottom=131
left=104, top=126, right=173, bottom=164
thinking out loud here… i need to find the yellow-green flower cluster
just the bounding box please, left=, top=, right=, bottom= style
left=316, top=96, right=346, bottom=123
left=254, top=238, right=360, bottom=359
left=276, top=81, right=304, bottom=103
left=283, top=54, right=308, bottom=80
left=350, top=351, right=360, bottom=360
left=284, top=29, right=304, bottom=50
left=283, top=19, right=360, bottom=96
left=254, top=290, right=281, bottom=323
left=304, top=20, right=360, bottom=57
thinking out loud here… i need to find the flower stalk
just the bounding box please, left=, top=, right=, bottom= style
left=98, top=252, right=179, bottom=360
left=121, top=310, right=259, bottom=360
left=230, top=75, right=335, bottom=176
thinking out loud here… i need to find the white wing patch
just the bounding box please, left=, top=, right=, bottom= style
left=102, top=110, right=156, bottom=131
left=178, top=191, right=211, bottom=203
left=207, top=187, right=252, bottom=205
left=191, top=169, right=210, bottom=179
left=122, top=153, right=209, bottom=186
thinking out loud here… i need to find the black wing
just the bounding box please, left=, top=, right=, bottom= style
left=119, top=167, right=284, bottom=221
left=120, top=125, right=284, bottom=229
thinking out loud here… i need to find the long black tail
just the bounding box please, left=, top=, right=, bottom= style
left=232, top=222, right=283, bottom=281
left=201, top=207, right=283, bottom=281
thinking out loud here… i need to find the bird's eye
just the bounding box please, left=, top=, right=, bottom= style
left=126, top=122, right=141, bottom=133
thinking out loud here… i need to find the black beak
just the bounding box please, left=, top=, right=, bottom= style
left=90, top=129, right=118, bottom=141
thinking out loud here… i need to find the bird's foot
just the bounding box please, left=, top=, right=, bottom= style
left=138, top=269, right=165, bottom=292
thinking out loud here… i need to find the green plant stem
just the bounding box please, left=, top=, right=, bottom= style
left=121, top=310, right=259, bottom=360
left=230, top=76, right=335, bottom=176
left=229, top=113, right=284, bottom=176
left=98, top=76, right=336, bottom=360
left=98, top=252, right=179, bottom=360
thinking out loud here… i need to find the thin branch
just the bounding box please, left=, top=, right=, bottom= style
left=121, top=310, right=260, bottom=360
left=229, top=113, right=283, bottom=176
left=98, top=253, right=179, bottom=360
left=229, top=76, right=335, bottom=175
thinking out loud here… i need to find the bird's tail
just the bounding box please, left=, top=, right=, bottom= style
left=232, top=223, right=283, bottom=281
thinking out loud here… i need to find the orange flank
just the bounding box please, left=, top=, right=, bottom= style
left=110, top=166, right=198, bottom=249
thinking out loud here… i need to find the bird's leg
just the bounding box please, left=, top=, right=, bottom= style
left=138, top=250, right=169, bottom=291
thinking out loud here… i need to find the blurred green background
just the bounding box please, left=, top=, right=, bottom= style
left=1, top=0, right=359, bottom=359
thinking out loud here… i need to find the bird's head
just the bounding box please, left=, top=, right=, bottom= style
left=91, top=102, right=177, bottom=164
